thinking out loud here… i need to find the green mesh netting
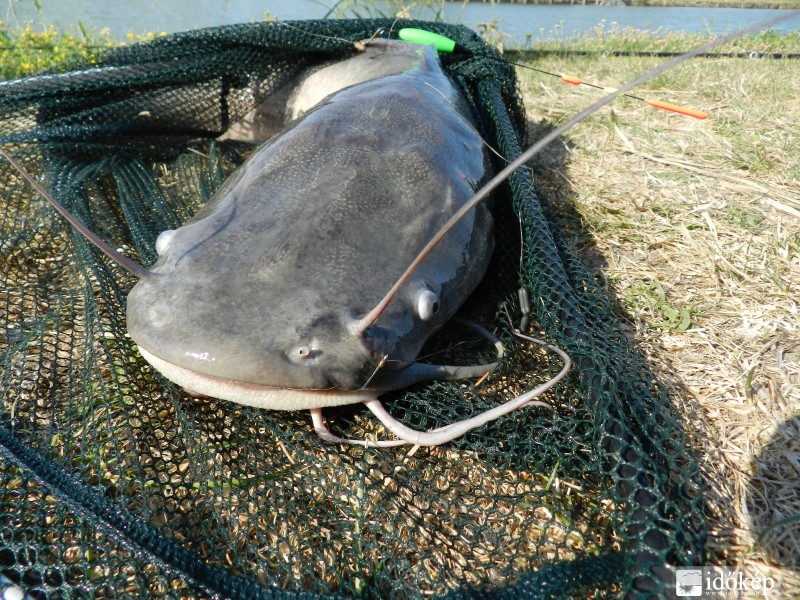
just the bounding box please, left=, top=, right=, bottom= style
left=0, top=19, right=705, bottom=599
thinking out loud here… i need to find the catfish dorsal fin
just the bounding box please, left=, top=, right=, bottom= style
left=349, top=11, right=799, bottom=337
left=0, top=148, right=153, bottom=279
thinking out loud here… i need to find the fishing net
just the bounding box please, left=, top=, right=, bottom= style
left=0, top=19, right=705, bottom=599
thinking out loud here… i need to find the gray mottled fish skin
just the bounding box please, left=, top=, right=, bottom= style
left=126, top=41, right=493, bottom=407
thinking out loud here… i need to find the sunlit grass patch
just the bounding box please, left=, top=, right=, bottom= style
left=517, top=36, right=799, bottom=592
left=0, top=22, right=118, bottom=78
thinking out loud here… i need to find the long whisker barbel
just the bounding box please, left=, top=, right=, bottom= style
left=0, top=147, right=153, bottom=280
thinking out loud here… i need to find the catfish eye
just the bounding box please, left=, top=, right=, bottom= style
left=288, top=345, right=313, bottom=363
left=155, top=229, right=175, bottom=256
left=417, top=290, right=439, bottom=322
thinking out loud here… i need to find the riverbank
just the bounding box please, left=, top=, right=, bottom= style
left=3, top=21, right=798, bottom=79
left=491, top=0, right=800, bottom=9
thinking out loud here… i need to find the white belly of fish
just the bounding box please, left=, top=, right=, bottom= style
left=137, top=346, right=375, bottom=410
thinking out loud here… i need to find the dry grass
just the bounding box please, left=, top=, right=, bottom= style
left=516, top=51, right=799, bottom=593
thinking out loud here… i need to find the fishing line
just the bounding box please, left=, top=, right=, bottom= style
left=421, top=79, right=522, bottom=167
left=357, top=354, right=389, bottom=390
left=399, top=27, right=709, bottom=119
left=276, top=21, right=371, bottom=51
left=0, top=147, right=152, bottom=279
left=510, top=65, right=708, bottom=119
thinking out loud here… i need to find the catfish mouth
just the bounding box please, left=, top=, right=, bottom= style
left=136, top=346, right=375, bottom=411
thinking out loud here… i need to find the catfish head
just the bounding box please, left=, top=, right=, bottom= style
left=125, top=42, right=493, bottom=410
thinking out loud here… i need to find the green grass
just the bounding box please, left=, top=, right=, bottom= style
left=0, top=21, right=175, bottom=79
left=0, top=21, right=118, bottom=79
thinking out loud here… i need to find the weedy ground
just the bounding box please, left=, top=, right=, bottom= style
left=516, top=30, right=799, bottom=594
